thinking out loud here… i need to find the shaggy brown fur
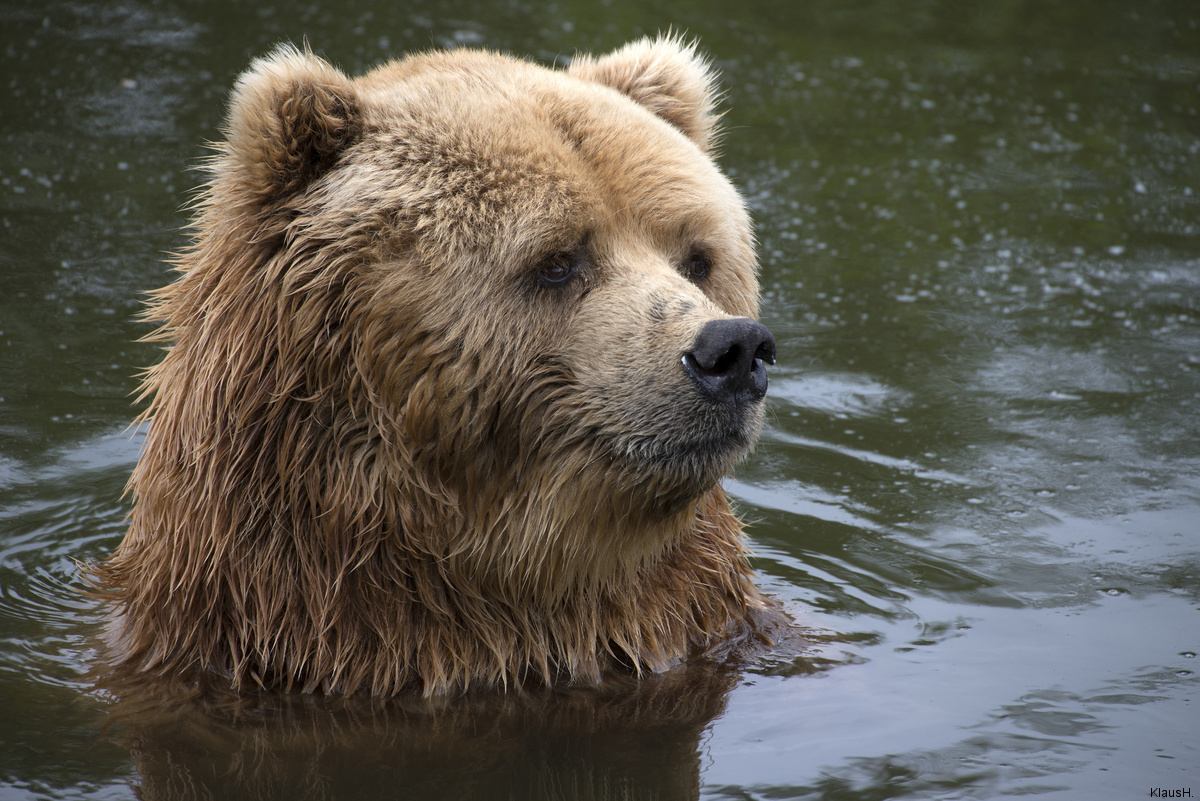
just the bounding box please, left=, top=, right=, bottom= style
left=91, top=35, right=780, bottom=695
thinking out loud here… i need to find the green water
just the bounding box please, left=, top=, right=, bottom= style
left=2, top=1, right=1198, bottom=799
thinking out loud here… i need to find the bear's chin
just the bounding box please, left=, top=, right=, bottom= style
left=615, top=405, right=765, bottom=515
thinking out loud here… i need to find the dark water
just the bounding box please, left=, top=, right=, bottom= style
left=2, top=1, right=1198, bottom=799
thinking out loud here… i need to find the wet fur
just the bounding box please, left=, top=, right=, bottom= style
left=90, top=36, right=778, bottom=695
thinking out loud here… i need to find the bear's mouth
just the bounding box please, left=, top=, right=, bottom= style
left=614, top=400, right=764, bottom=484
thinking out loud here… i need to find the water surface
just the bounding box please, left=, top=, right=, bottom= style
left=1, top=1, right=1197, bottom=799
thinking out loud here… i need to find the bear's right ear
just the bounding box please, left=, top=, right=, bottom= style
left=221, top=45, right=361, bottom=206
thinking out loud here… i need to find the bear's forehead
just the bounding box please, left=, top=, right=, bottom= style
left=352, top=52, right=737, bottom=238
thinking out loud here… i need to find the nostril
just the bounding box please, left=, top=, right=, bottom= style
left=683, top=318, right=777, bottom=404
left=709, top=344, right=742, bottom=376
left=755, top=337, right=776, bottom=367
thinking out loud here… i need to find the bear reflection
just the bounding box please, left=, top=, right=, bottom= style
left=101, top=657, right=741, bottom=801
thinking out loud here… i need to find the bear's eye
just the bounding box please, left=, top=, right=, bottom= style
left=538, top=251, right=581, bottom=287
left=683, top=249, right=712, bottom=283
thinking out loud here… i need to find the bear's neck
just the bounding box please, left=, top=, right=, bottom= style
left=98, top=466, right=765, bottom=694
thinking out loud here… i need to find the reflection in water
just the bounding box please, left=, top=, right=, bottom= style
left=108, top=676, right=724, bottom=800
left=96, top=646, right=804, bottom=801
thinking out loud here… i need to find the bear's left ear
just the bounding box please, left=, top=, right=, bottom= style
left=221, top=44, right=361, bottom=207
left=567, top=34, right=722, bottom=154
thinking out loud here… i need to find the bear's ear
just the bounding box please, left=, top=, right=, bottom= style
left=567, top=34, right=722, bottom=154
left=221, top=45, right=361, bottom=205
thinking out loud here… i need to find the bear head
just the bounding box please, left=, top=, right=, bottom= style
left=95, top=35, right=778, bottom=695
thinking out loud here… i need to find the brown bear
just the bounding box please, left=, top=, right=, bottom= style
left=90, top=35, right=780, bottom=696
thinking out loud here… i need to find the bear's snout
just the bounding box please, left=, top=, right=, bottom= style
left=683, top=318, right=776, bottom=405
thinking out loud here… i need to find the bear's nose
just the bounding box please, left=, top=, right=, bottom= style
left=683, top=317, right=777, bottom=404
